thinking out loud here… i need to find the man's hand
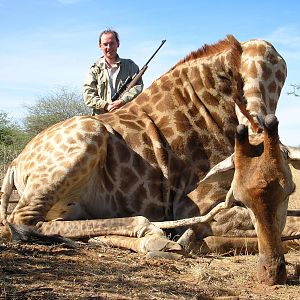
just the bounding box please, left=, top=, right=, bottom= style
left=107, top=99, right=125, bottom=112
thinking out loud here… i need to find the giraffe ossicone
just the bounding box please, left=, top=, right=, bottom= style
left=1, top=35, right=300, bottom=286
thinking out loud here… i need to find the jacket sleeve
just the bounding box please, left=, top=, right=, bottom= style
left=83, top=65, right=108, bottom=110
left=119, top=60, right=144, bottom=103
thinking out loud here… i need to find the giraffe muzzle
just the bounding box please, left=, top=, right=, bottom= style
left=257, top=254, right=287, bottom=285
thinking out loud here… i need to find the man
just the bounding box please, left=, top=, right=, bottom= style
left=83, top=29, right=143, bottom=115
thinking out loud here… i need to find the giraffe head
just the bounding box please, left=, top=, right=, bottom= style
left=232, top=114, right=295, bottom=285
left=197, top=113, right=297, bottom=285
left=237, top=38, right=287, bottom=134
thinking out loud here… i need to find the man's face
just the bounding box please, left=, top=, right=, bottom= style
left=99, top=33, right=119, bottom=61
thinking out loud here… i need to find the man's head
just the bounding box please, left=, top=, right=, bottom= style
left=99, top=29, right=120, bottom=62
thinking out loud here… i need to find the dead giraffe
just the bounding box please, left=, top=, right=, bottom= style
left=1, top=35, right=300, bottom=285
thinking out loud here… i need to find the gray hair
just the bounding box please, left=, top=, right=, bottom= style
left=99, top=29, right=120, bottom=45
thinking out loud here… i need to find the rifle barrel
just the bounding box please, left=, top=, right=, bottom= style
left=144, top=40, right=166, bottom=66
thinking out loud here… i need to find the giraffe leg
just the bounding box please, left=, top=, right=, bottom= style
left=45, top=216, right=183, bottom=255
left=89, top=235, right=183, bottom=259
left=7, top=216, right=183, bottom=255
left=177, top=208, right=300, bottom=255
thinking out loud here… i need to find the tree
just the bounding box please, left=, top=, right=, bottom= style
left=23, top=86, right=92, bottom=136
left=287, top=84, right=300, bottom=97
left=0, top=111, right=30, bottom=169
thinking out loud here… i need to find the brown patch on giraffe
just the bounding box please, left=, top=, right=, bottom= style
left=75, top=132, right=85, bottom=143
left=259, top=82, right=266, bottom=103
left=161, top=126, right=175, bottom=139
left=31, top=182, right=42, bottom=191
left=156, top=98, right=171, bottom=113
left=132, top=157, right=147, bottom=177
left=115, top=141, right=131, bottom=164
left=258, top=61, right=272, bottom=81
left=117, top=113, right=136, bottom=120
left=66, top=146, right=81, bottom=155
left=65, top=123, right=78, bottom=132
left=103, top=170, right=114, bottom=191
left=136, top=119, right=145, bottom=128
left=61, top=161, right=72, bottom=170
left=52, top=169, right=66, bottom=181
left=66, top=136, right=77, bottom=144
left=161, top=79, right=172, bottom=91
left=187, top=132, right=210, bottom=165
left=267, top=52, right=279, bottom=65
left=169, top=158, right=186, bottom=176
left=86, top=144, right=97, bottom=156
left=170, top=136, right=184, bottom=154
left=211, top=111, right=224, bottom=128
left=202, top=91, right=219, bottom=107
left=187, top=104, right=200, bottom=118
left=93, top=134, right=106, bottom=148
left=174, top=78, right=182, bottom=86
left=257, top=44, right=267, bottom=56
left=149, top=82, right=159, bottom=94
left=191, top=67, right=204, bottom=93
left=141, top=132, right=152, bottom=147
left=243, top=44, right=266, bottom=57
left=276, top=85, right=283, bottom=99
left=174, top=111, right=192, bottom=133
left=275, top=69, right=286, bottom=83
left=202, top=64, right=215, bottom=89
left=172, top=69, right=180, bottom=78
left=131, top=184, right=147, bottom=212
left=44, top=142, right=55, bottom=153
left=140, top=102, right=153, bottom=114
left=80, top=120, right=97, bottom=133
left=218, top=78, right=233, bottom=96
left=268, top=81, right=277, bottom=94
left=138, top=93, right=150, bottom=102
left=142, top=148, right=156, bottom=165
left=143, top=202, right=165, bottom=220
left=54, top=133, right=63, bottom=144
left=269, top=98, right=277, bottom=113
left=119, top=120, right=142, bottom=131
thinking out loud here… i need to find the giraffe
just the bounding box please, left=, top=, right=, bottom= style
left=1, top=35, right=300, bottom=285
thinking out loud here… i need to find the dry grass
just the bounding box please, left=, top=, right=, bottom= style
left=0, top=241, right=300, bottom=300
left=289, top=166, right=300, bottom=209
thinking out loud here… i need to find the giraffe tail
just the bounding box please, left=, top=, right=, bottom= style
left=0, top=164, right=16, bottom=225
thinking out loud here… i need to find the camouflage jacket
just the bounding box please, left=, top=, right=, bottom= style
left=83, top=56, right=143, bottom=114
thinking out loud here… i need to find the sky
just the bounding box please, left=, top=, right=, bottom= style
left=0, top=0, right=300, bottom=145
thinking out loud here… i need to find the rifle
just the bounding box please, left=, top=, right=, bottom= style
left=112, top=39, right=166, bottom=101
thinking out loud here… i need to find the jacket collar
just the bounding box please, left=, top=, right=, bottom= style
left=96, top=55, right=122, bottom=68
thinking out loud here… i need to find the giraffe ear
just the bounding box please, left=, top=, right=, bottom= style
left=200, top=154, right=235, bottom=184
left=285, top=146, right=300, bottom=169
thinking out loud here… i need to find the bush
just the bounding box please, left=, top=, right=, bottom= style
left=23, top=86, right=92, bottom=136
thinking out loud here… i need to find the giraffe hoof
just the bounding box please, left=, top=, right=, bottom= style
left=146, top=250, right=183, bottom=260
left=144, top=237, right=183, bottom=253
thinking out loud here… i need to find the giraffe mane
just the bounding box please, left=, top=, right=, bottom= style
left=171, top=34, right=240, bottom=69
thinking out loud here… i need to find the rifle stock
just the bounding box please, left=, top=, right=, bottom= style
left=112, top=40, right=166, bottom=101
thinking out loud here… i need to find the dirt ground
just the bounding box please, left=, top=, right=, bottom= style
left=0, top=242, right=299, bottom=300
left=0, top=167, right=299, bottom=300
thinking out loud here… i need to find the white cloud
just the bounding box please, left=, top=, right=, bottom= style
left=266, top=25, right=300, bottom=48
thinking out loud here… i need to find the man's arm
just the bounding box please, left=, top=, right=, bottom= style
left=83, top=66, right=109, bottom=111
